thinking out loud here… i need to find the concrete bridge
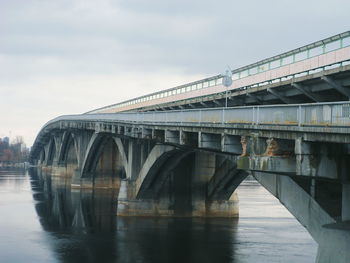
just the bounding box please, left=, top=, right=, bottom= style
left=30, top=31, right=350, bottom=263
left=30, top=101, right=350, bottom=263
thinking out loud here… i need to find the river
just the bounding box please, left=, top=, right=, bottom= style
left=0, top=168, right=317, bottom=263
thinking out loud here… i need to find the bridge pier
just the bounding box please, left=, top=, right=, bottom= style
left=233, top=134, right=350, bottom=263
left=342, top=184, right=350, bottom=221
left=117, top=151, right=241, bottom=217
left=117, top=179, right=176, bottom=217
left=254, top=172, right=350, bottom=263
left=191, top=151, right=215, bottom=216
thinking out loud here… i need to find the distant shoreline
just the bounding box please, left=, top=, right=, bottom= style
left=0, top=162, right=29, bottom=169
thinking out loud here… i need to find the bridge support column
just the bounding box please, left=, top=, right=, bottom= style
left=191, top=151, right=215, bottom=216
left=126, top=140, right=142, bottom=180
left=205, top=193, right=239, bottom=218
left=116, top=179, right=174, bottom=217
left=316, top=227, right=350, bottom=263
left=71, top=130, right=94, bottom=186
left=116, top=179, right=132, bottom=216
left=342, top=183, right=350, bottom=221
left=295, top=137, right=314, bottom=176
left=255, top=172, right=350, bottom=263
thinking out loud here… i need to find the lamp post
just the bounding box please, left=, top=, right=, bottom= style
left=222, top=68, right=232, bottom=108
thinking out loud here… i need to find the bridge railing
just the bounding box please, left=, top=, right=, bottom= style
left=57, top=101, right=350, bottom=128
left=87, top=31, right=350, bottom=114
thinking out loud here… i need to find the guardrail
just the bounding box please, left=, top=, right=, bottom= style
left=55, top=101, right=350, bottom=127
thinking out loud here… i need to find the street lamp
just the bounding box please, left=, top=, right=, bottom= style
left=222, top=68, right=232, bottom=108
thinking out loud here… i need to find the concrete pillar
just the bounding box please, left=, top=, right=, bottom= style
left=295, top=137, right=315, bottom=176
left=97, top=139, right=114, bottom=173
left=116, top=180, right=130, bottom=216
left=206, top=196, right=239, bottom=217
left=71, top=131, right=98, bottom=187
left=118, top=179, right=128, bottom=200
left=172, top=156, right=193, bottom=216
left=342, top=183, right=350, bottom=221
left=191, top=151, right=215, bottom=216
left=75, top=131, right=94, bottom=171
left=52, top=132, right=64, bottom=167
left=117, top=179, right=164, bottom=217
left=127, top=140, right=142, bottom=180
left=39, top=149, right=46, bottom=165
left=92, top=138, right=122, bottom=189
left=310, top=179, right=316, bottom=198
left=43, top=142, right=51, bottom=166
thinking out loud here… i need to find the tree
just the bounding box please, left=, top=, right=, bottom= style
left=2, top=149, right=14, bottom=162
left=12, top=136, right=24, bottom=145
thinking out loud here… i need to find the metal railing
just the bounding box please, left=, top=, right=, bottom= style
left=87, top=31, right=350, bottom=114
left=53, top=101, right=350, bottom=128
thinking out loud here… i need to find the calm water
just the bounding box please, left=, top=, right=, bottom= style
left=0, top=168, right=317, bottom=263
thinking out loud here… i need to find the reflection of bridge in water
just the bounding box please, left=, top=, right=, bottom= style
left=30, top=32, right=350, bottom=263
left=30, top=168, right=117, bottom=232
left=30, top=168, right=243, bottom=263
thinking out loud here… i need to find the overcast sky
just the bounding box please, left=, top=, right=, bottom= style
left=1, top=0, right=349, bottom=146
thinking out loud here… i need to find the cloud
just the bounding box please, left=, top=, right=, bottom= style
left=0, top=71, right=204, bottom=145
left=0, top=0, right=349, bottom=145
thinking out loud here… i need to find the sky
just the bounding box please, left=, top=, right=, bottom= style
left=0, top=0, right=349, bottom=146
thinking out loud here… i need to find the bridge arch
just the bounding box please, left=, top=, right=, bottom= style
left=46, top=137, right=57, bottom=166
left=207, top=157, right=248, bottom=200
left=135, top=145, right=191, bottom=199
left=39, top=148, right=46, bottom=165
left=81, top=133, right=128, bottom=186
left=129, top=149, right=245, bottom=217
left=117, top=147, right=198, bottom=217
left=58, top=131, right=78, bottom=167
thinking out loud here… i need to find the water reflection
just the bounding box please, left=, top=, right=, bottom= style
left=31, top=169, right=116, bottom=233
left=0, top=168, right=317, bottom=263
left=30, top=168, right=119, bottom=262
left=29, top=168, right=238, bottom=263
left=115, top=218, right=238, bottom=263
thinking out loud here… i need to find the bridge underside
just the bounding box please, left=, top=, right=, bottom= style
left=135, top=64, right=350, bottom=111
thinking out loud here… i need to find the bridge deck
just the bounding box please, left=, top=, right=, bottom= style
left=32, top=101, right=350, bottom=159
left=55, top=101, right=350, bottom=128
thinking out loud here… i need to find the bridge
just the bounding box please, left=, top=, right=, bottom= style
left=30, top=32, right=350, bottom=263
left=87, top=31, right=350, bottom=113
